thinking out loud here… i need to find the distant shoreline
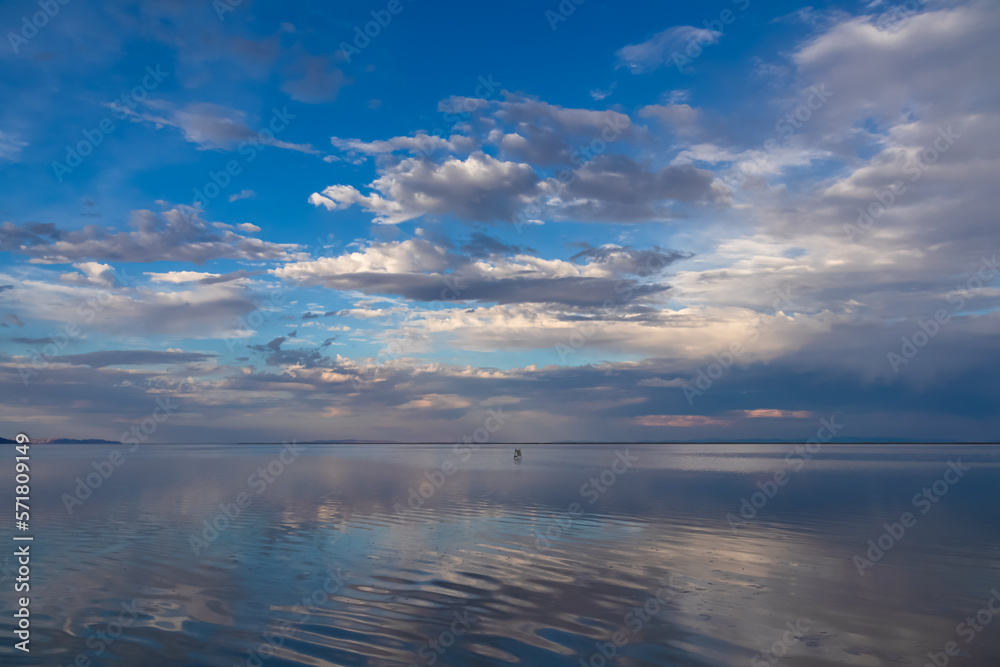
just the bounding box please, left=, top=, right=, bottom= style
left=6, top=437, right=998, bottom=445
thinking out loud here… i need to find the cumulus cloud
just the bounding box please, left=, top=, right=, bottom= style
left=272, top=237, right=690, bottom=307
left=309, top=152, right=541, bottom=224
left=543, top=155, right=723, bottom=222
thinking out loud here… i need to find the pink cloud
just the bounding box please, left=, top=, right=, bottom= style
left=637, top=415, right=729, bottom=427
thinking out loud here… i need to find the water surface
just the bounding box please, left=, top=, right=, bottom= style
left=2, top=443, right=998, bottom=666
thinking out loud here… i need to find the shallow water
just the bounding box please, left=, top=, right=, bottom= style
left=1, top=443, right=998, bottom=666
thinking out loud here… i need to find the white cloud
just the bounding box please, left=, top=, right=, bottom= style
left=615, top=26, right=723, bottom=74
left=229, top=190, right=256, bottom=202
left=309, top=152, right=541, bottom=225
left=0, top=130, right=27, bottom=162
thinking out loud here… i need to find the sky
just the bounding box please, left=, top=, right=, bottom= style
left=1, top=0, right=998, bottom=443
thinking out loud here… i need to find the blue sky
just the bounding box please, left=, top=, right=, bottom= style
left=1, top=0, right=998, bottom=442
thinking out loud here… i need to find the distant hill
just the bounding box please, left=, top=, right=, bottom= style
left=239, top=439, right=400, bottom=444
left=0, top=436, right=121, bottom=444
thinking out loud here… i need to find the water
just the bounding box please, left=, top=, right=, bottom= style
left=1, top=443, right=998, bottom=666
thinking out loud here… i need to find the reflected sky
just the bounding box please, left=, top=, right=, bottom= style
left=1, top=444, right=998, bottom=666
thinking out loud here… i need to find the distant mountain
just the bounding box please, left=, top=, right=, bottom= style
left=0, top=436, right=121, bottom=444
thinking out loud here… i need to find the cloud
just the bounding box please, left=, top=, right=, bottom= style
left=638, top=103, right=701, bottom=136
left=59, top=262, right=120, bottom=287
left=330, top=133, right=477, bottom=158
left=281, top=55, right=349, bottom=104
left=0, top=130, right=27, bottom=162
left=487, top=96, right=636, bottom=165
left=48, top=350, right=216, bottom=368
left=637, top=415, right=730, bottom=427
left=398, top=394, right=473, bottom=411
left=309, top=152, right=541, bottom=225
left=1, top=207, right=302, bottom=265
left=741, top=409, right=813, bottom=419
left=229, top=190, right=256, bottom=202
left=144, top=271, right=222, bottom=284
left=2, top=274, right=266, bottom=339
left=459, top=232, right=535, bottom=258
left=543, top=154, right=723, bottom=222
left=590, top=83, right=617, bottom=101
left=248, top=331, right=327, bottom=367
left=272, top=238, right=689, bottom=307
left=119, top=101, right=320, bottom=154
left=615, top=26, right=723, bottom=74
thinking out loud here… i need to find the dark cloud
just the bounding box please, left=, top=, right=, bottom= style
left=281, top=55, right=349, bottom=104
left=49, top=350, right=216, bottom=368
left=248, top=330, right=327, bottom=367
left=549, top=155, right=721, bottom=222
left=569, top=243, right=694, bottom=274
left=1, top=208, right=301, bottom=265
left=199, top=270, right=265, bottom=285
left=460, top=232, right=535, bottom=258
left=0, top=221, right=61, bottom=250
left=310, top=152, right=542, bottom=224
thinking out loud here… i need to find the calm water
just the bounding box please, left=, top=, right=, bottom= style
left=1, top=443, right=998, bottom=666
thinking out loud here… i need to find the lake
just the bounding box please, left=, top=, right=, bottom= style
left=2, top=443, right=998, bottom=666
